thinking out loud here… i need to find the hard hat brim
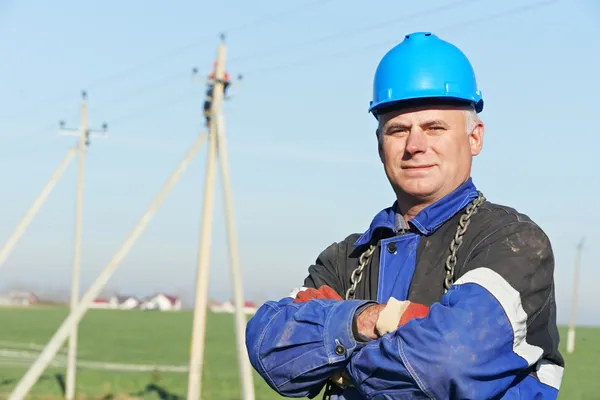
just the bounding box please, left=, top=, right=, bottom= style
left=369, top=96, right=484, bottom=119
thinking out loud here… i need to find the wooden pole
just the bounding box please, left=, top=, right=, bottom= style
left=186, top=42, right=227, bottom=400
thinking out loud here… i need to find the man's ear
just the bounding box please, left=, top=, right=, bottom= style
left=469, top=121, right=484, bottom=156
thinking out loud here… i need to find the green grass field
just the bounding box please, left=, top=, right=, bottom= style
left=0, top=307, right=597, bottom=399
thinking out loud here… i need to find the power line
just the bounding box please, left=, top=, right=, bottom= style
left=222, top=0, right=333, bottom=36
left=7, top=0, right=557, bottom=153
left=240, top=0, right=561, bottom=76
left=78, top=0, right=552, bottom=124
left=2, top=85, right=197, bottom=154
left=3, top=0, right=559, bottom=154
left=1, top=0, right=492, bottom=131
left=6, top=0, right=332, bottom=120
left=91, top=0, right=331, bottom=87
left=87, top=70, right=190, bottom=115
left=229, top=0, right=480, bottom=64
left=108, top=88, right=199, bottom=126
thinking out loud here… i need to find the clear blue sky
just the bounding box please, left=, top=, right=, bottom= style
left=0, top=0, right=598, bottom=325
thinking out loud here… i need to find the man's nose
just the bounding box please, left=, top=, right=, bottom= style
left=405, top=129, right=427, bottom=155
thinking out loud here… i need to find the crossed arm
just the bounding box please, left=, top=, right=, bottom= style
left=245, top=222, right=564, bottom=399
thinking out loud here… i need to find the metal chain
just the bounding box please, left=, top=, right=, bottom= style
left=345, top=244, right=377, bottom=300
left=345, top=191, right=486, bottom=300
left=443, top=191, right=486, bottom=292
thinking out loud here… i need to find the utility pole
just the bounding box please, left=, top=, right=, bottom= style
left=567, top=237, right=585, bottom=354
left=58, top=90, right=108, bottom=400
left=8, top=40, right=251, bottom=400
left=187, top=35, right=254, bottom=400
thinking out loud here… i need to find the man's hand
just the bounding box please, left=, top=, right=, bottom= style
left=355, top=297, right=430, bottom=339
left=293, top=285, right=343, bottom=303
left=355, top=303, right=386, bottom=340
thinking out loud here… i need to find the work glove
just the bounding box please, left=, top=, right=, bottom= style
left=293, top=285, right=343, bottom=303
left=375, top=297, right=430, bottom=336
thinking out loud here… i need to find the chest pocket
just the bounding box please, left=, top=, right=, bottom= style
left=376, top=233, right=421, bottom=304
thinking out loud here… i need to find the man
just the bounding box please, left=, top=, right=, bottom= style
left=245, top=32, right=564, bottom=399
left=203, top=61, right=231, bottom=128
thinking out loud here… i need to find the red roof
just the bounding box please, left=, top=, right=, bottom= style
left=163, top=295, right=179, bottom=303
left=93, top=298, right=109, bottom=303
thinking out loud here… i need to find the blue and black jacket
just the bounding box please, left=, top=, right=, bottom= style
left=245, top=178, right=565, bottom=399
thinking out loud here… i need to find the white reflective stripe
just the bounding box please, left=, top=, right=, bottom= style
left=536, top=359, right=563, bottom=390
left=287, top=287, right=308, bottom=298
left=454, top=267, right=544, bottom=366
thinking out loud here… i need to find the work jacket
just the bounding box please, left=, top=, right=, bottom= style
left=245, top=178, right=565, bottom=399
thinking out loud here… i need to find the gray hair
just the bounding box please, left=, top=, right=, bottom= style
left=463, top=106, right=480, bottom=135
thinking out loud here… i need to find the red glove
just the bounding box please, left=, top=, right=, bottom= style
left=293, top=285, right=343, bottom=303
left=398, top=302, right=430, bottom=326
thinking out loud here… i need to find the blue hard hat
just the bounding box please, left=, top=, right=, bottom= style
left=369, top=32, right=483, bottom=116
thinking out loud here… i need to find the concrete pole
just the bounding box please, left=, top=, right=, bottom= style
left=186, top=42, right=227, bottom=400
left=566, top=238, right=585, bottom=354
left=215, top=111, right=255, bottom=400
left=65, top=97, right=88, bottom=400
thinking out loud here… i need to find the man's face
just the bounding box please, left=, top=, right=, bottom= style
left=377, top=105, right=484, bottom=206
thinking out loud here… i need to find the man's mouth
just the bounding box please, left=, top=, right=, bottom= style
left=403, top=164, right=435, bottom=170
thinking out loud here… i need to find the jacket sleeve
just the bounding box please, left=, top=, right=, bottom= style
left=245, top=239, right=375, bottom=398
left=345, top=220, right=565, bottom=399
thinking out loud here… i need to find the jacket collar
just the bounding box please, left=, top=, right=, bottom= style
left=354, top=178, right=480, bottom=246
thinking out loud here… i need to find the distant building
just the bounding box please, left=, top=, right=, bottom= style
left=89, top=293, right=186, bottom=312
left=113, top=295, right=139, bottom=310
left=209, top=300, right=258, bottom=315
left=0, top=290, right=38, bottom=307
left=139, top=293, right=182, bottom=311
left=90, top=295, right=139, bottom=310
